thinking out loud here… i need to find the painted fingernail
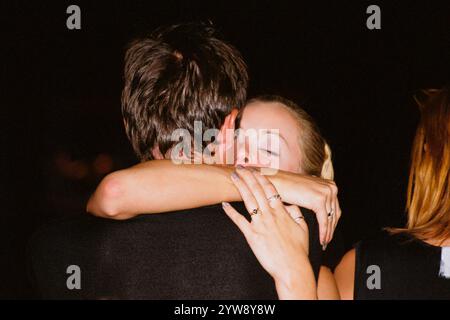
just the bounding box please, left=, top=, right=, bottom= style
left=222, top=202, right=230, bottom=208
left=236, top=164, right=245, bottom=170
left=322, top=243, right=328, bottom=251
left=231, top=172, right=239, bottom=181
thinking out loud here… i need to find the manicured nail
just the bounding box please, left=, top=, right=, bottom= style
left=236, top=164, right=245, bottom=170
left=231, top=172, right=239, bottom=181
left=222, top=202, right=230, bottom=208
left=322, top=243, right=328, bottom=251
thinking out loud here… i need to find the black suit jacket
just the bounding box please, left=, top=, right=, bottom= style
left=28, top=202, right=321, bottom=299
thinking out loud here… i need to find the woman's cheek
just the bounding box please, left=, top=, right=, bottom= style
left=280, top=157, right=300, bottom=173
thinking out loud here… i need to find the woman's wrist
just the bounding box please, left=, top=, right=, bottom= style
left=267, top=171, right=297, bottom=205
left=273, top=255, right=317, bottom=300
left=275, top=272, right=317, bottom=300
left=276, top=282, right=316, bottom=300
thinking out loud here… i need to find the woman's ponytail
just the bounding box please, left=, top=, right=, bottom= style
left=320, top=142, right=334, bottom=180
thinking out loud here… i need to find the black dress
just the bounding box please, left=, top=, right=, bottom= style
left=354, top=230, right=450, bottom=299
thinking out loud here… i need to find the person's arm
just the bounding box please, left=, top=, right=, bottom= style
left=87, top=160, right=340, bottom=245
left=222, top=167, right=317, bottom=299
left=333, top=249, right=355, bottom=300
left=87, top=160, right=238, bottom=220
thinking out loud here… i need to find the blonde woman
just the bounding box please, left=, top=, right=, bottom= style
left=335, top=85, right=450, bottom=299
left=87, top=95, right=342, bottom=299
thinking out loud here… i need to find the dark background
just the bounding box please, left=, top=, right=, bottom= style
left=1, top=0, right=449, bottom=298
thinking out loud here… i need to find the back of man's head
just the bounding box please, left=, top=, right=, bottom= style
left=121, top=22, right=248, bottom=161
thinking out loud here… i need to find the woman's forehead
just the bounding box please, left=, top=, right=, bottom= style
left=241, top=101, right=299, bottom=132
left=239, top=101, right=302, bottom=154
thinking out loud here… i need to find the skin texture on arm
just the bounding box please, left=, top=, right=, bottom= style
left=274, top=255, right=317, bottom=300
left=87, top=160, right=238, bottom=220
left=333, top=249, right=355, bottom=300
left=86, top=160, right=340, bottom=246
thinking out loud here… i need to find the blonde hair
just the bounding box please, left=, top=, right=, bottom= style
left=321, top=143, right=334, bottom=180
left=245, top=95, right=334, bottom=180
left=390, top=86, right=450, bottom=244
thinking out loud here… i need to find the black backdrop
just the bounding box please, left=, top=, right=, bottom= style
left=1, top=0, right=449, bottom=298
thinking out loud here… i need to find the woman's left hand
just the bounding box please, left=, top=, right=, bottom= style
left=222, top=166, right=317, bottom=300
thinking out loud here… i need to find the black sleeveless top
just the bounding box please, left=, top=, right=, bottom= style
left=355, top=230, right=450, bottom=299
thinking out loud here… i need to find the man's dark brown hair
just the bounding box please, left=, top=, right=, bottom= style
left=122, top=22, right=249, bottom=161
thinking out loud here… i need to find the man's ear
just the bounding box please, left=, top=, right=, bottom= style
left=214, top=108, right=239, bottom=164
left=228, top=108, right=239, bottom=129
left=151, top=145, right=165, bottom=160
left=219, top=108, right=239, bottom=143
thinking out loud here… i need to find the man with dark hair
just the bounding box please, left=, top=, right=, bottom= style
left=28, top=23, right=282, bottom=299
left=121, top=23, right=248, bottom=161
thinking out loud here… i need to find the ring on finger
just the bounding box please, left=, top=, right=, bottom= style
left=267, top=194, right=282, bottom=202
left=327, top=208, right=334, bottom=219
left=250, top=208, right=261, bottom=216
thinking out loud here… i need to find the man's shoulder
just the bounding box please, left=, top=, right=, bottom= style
left=27, top=202, right=277, bottom=299
left=32, top=202, right=244, bottom=233
left=139, top=202, right=248, bottom=221
left=29, top=202, right=248, bottom=253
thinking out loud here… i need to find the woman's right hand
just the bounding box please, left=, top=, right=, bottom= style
left=222, top=166, right=317, bottom=300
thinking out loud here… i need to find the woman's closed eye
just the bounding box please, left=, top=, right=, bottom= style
left=260, top=149, right=279, bottom=156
